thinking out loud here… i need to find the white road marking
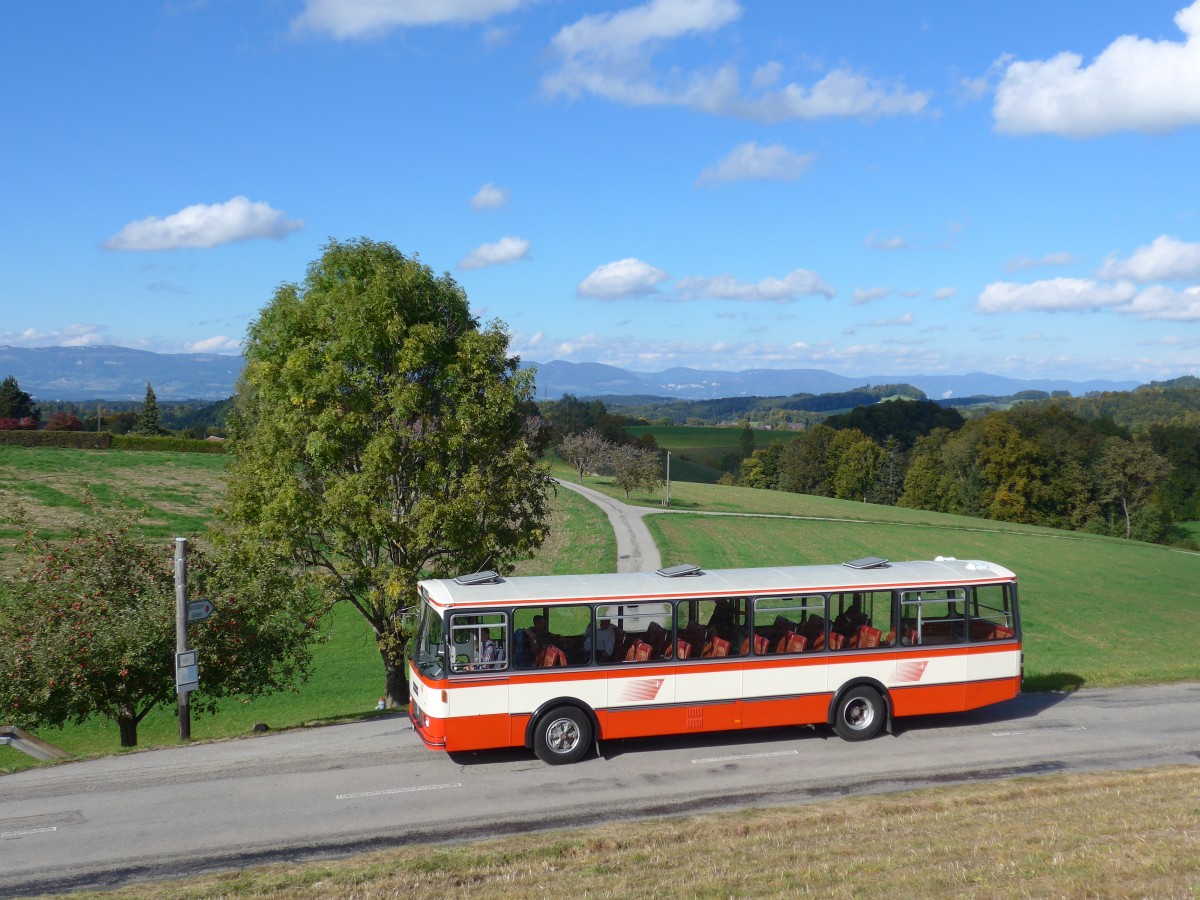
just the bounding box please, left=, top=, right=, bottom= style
left=992, top=726, right=1087, bottom=737
left=691, top=750, right=800, bottom=764
left=336, top=782, right=462, bottom=800
left=1, top=826, right=57, bottom=839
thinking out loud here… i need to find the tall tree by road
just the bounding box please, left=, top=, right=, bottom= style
left=223, top=238, right=553, bottom=706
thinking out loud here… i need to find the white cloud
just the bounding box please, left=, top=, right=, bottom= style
left=852, top=287, right=891, bottom=305
left=696, top=142, right=813, bottom=186
left=865, top=232, right=909, bottom=251
left=578, top=258, right=670, bottom=299
left=1124, top=285, right=1200, bottom=321
left=104, top=196, right=303, bottom=251
left=470, top=182, right=510, bottom=210
left=544, top=0, right=928, bottom=122
left=978, top=278, right=1137, bottom=313
left=932, top=287, right=958, bottom=301
left=1099, top=234, right=1200, bottom=281
left=2, top=324, right=108, bottom=347
left=675, top=268, right=835, bottom=301
left=187, top=335, right=242, bottom=353
left=293, top=0, right=533, bottom=39
left=994, top=1, right=1200, bottom=136
left=458, top=235, right=531, bottom=270
left=1005, top=251, right=1076, bottom=273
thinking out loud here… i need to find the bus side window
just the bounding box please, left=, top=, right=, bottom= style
left=511, top=605, right=593, bottom=669
left=968, top=583, right=1016, bottom=640
left=751, top=595, right=823, bottom=654
left=602, top=602, right=672, bottom=663
left=901, top=589, right=966, bottom=645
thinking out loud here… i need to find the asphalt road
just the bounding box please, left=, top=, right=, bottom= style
left=555, top=479, right=662, bottom=572
left=2, top=681, right=1198, bottom=897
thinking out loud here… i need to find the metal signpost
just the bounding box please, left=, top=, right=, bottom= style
left=174, top=538, right=191, bottom=740
left=174, top=538, right=217, bottom=741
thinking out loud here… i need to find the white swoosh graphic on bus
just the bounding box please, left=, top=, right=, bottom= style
left=620, top=678, right=665, bottom=702
left=896, top=661, right=929, bottom=682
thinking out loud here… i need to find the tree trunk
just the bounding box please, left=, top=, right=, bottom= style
left=117, top=708, right=138, bottom=747
left=1121, top=496, right=1132, bottom=540
left=383, top=653, right=410, bottom=708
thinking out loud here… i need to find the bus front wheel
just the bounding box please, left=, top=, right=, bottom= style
left=833, top=686, right=885, bottom=741
left=533, top=707, right=592, bottom=764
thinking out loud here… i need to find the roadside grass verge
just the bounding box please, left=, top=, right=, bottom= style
left=645, top=512, right=1200, bottom=689
left=73, top=766, right=1200, bottom=899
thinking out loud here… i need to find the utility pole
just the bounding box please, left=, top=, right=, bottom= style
left=663, top=450, right=671, bottom=508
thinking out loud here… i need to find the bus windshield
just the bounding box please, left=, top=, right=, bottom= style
left=410, top=597, right=445, bottom=679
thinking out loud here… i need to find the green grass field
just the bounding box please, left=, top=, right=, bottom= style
left=0, top=445, right=226, bottom=553
left=645, top=513, right=1200, bottom=689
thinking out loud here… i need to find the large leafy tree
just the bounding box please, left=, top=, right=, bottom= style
left=559, top=428, right=612, bottom=482
left=0, top=500, right=324, bottom=747
left=223, top=238, right=553, bottom=706
left=1093, top=437, right=1173, bottom=540
left=606, top=444, right=663, bottom=500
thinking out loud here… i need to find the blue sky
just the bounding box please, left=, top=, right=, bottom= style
left=3, top=1, right=1200, bottom=384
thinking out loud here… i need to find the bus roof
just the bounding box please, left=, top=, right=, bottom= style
left=417, top=557, right=1016, bottom=610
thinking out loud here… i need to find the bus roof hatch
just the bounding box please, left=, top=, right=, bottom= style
left=656, top=563, right=703, bottom=578
left=843, top=556, right=890, bottom=569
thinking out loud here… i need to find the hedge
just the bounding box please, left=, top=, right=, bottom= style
left=0, top=430, right=112, bottom=449
left=0, top=431, right=226, bottom=454
left=110, top=434, right=227, bottom=454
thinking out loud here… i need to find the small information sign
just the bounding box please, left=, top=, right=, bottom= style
left=176, top=650, right=199, bottom=693
left=187, top=600, right=215, bottom=622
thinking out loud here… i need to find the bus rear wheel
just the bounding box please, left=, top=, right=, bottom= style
left=533, top=706, right=592, bottom=764
left=834, top=686, right=885, bottom=741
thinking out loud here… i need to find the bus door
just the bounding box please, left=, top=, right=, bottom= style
left=741, top=594, right=828, bottom=728
left=599, top=601, right=676, bottom=739
left=672, top=597, right=744, bottom=733
left=893, top=588, right=967, bottom=715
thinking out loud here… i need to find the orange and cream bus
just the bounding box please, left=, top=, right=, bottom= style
left=407, top=556, right=1020, bottom=764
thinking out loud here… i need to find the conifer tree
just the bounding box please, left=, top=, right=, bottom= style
left=134, top=382, right=164, bottom=435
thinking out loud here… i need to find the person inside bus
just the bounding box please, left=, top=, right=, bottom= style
left=833, top=602, right=867, bottom=640
left=470, top=629, right=502, bottom=670
left=583, top=617, right=616, bottom=662
left=707, top=598, right=736, bottom=637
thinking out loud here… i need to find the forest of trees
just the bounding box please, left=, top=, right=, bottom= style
left=739, top=394, right=1200, bottom=547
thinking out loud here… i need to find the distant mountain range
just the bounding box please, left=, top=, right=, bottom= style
left=527, top=359, right=1140, bottom=402
left=0, top=346, right=244, bottom=401
left=0, top=345, right=1141, bottom=402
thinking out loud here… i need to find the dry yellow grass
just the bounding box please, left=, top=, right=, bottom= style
left=72, top=766, right=1200, bottom=899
